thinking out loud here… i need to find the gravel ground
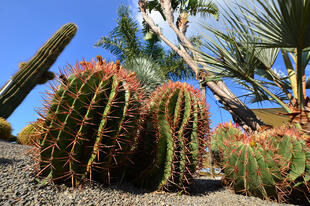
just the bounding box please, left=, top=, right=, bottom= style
left=0, top=140, right=297, bottom=206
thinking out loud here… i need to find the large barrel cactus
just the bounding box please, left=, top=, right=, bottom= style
left=220, top=126, right=310, bottom=203
left=132, top=81, right=210, bottom=192
left=36, top=58, right=144, bottom=186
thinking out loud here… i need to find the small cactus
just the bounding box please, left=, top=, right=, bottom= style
left=0, top=118, right=12, bottom=140
left=17, top=120, right=43, bottom=146
left=132, top=81, right=210, bottom=192
left=36, top=58, right=144, bottom=187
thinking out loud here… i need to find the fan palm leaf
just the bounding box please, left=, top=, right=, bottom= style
left=241, top=0, right=310, bottom=109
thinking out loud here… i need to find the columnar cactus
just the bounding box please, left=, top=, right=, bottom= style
left=220, top=126, right=310, bottom=203
left=133, top=81, right=210, bottom=192
left=0, top=23, right=77, bottom=119
left=36, top=58, right=144, bottom=186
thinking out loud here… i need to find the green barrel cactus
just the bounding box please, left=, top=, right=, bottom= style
left=0, top=117, right=12, bottom=140
left=0, top=23, right=77, bottom=119
left=132, top=81, right=210, bottom=192
left=210, top=121, right=243, bottom=165
left=37, top=58, right=144, bottom=186
left=221, top=126, right=310, bottom=203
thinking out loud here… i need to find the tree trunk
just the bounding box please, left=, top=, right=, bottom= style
left=139, top=0, right=265, bottom=132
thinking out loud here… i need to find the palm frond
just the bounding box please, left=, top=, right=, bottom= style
left=186, top=0, right=219, bottom=19
left=241, top=0, right=310, bottom=50
left=95, top=5, right=142, bottom=61
left=94, top=36, right=125, bottom=61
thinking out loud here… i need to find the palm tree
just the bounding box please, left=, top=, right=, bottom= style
left=95, top=5, right=196, bottom=94
left=200, top=0, right=310, bottom=131
left=139, top=0, right=267, bottom=132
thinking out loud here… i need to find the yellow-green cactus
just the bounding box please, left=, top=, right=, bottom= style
left=0, top=118, right=12, bottom=140
left=17, top=120, right=43, bottom=145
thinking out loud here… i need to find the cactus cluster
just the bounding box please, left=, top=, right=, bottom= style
left=0, top=23, right=77, bottom=119
left=132, top=81, right=210, bottom=192
left=37, top=59, right=144, bottom=186
left=32, top=60, right=210, bottom=193
left=214, top=124, right=310, bottom=203
left=0, top=117, right=12, bottom=140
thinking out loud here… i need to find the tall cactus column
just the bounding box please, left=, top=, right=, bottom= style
left=0, top=23, right=77, bottom=119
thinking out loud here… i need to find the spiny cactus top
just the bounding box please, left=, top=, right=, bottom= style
left=36, top=58, right=144, bottom=186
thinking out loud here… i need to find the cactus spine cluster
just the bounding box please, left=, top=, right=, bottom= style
left=217, top=125, right=310, bottom=203
left=37, top=59, right=144, bottom=186
left=133, top=81, right=210, bottom=192
left=0, top=23, right=77, bottom=119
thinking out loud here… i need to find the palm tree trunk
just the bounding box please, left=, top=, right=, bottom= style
left=139, top=0, right=264, bottom=132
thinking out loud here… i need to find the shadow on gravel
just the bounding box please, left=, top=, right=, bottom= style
left=100, top=178, right=225, bottom=196
left=189, top=178, right=224, bottom=196
left=0, top=157, right=23, bottom=165
left=0, top=158, right=13, bottom=165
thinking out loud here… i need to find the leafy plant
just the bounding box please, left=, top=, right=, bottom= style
left=200, top=0, right=310, bottom=130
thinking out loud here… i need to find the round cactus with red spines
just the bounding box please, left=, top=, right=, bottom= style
left=211, top=121, right=244, bottom=165
left=132, top=81, right=210, bottom=192
left=36, top=58, right=144, bottom=186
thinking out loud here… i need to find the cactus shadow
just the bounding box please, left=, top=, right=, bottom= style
left=189, top=177, right=224, bottom=196
left=0, top=157, right=14, bottom=165
left=108, top=177, right=224, bottom=196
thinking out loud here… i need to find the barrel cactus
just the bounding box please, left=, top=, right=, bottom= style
left=221, top=126, right=310, bottom=203
left=210, top=121, right=243, bottom=165
left=36, top=58, right=144, bottom=186
left=132, top=81, right=210, bottom=192
left=0, top=117, right=12, bottom=140
left=17, top=120, right=43, bottom=146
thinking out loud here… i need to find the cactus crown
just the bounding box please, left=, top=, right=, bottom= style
left=17, top=120, right=43, bottom=146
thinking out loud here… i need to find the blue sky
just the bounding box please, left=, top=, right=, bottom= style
left=1, top=0, right=260, bottom=135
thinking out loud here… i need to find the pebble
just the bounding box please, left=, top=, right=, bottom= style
left=0, top=140, right=297, bottom=205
